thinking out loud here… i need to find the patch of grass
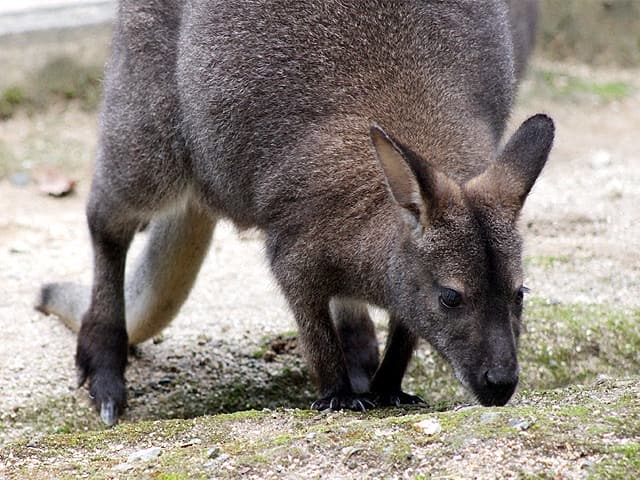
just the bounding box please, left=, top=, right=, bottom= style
left=590, top=442, right=640, bottom=479
left=528, top=68, right=634, bottom=104
left=31, top=57, right=103, bottom=111
left=0, top=56, right=103, bottom=122
left=525, top=255, right=571, bottom=269
left=0, top=86, right=27, bottom=120
left=519, top=299, right=640, bottom=390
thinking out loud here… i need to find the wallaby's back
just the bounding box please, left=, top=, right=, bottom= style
left=173, top=0, right=516, bottom=225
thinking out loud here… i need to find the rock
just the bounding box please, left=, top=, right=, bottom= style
left=455, top=405, right=480, bottom=412
left=180, top=437, right=202, bottom=447
left=262, top=350, right=276, bottom=362
left=479, top=412, right=501, bottom=425
left=26, top=435, right=42, bottom=448
left=127, top=446, right=162, bottom=463
left=8, top=172, right=30, bottom=186
left=207, top=447, right=221, bottom=459
left=590, top=150, right=612, bottom=169
left=508, top=418, right=533, bottom=431
left=32, top=168, right=76, bottom=197
left=112, top=463, right=133, bottom=472
left=415, top=418, right=442, bottom=435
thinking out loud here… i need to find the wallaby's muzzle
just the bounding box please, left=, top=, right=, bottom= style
left=470, top=364, right=520, bottom=407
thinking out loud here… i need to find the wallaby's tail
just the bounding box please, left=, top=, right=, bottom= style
left=36, top=202, right=216, bottom=344
left=37, top=282, right=91, bottom=333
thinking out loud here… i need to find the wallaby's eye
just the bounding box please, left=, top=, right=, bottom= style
left=515, top=286, right=529, bottom=306
left=440, top=288, right=463, bottom=309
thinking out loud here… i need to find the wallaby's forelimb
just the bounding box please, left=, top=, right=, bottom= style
left=36, top=202, right=216, bottom=345
left=370, top=316, right=422, bottom=406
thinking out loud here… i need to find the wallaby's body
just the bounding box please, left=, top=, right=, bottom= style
left=38, top=0, right=554, bottom=425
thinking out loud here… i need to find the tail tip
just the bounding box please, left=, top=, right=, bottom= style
left=35, top=283, right=56, bottom=315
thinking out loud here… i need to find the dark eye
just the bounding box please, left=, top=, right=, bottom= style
left=515, top=286, right=529, bottom=306
left=440, top=288, right=463, bottom=309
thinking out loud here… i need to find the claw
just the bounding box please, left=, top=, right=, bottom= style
left=100, top=399, right=119, bottom=426
left=360, top=398, right=376, bottom=411
left=311, top=394, right=377, bottom=413
left=373, top=391, right=426, bottom=407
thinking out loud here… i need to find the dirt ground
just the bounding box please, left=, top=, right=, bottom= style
left=1, top=57, right=639, bottom=477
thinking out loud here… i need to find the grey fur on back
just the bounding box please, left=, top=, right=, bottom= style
left=106, top=0, right=515, bottom=225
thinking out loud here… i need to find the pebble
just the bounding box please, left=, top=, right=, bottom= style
left=479, top=412, right=501, bottom=425
left=508, top=418, right=533, bottom=431
left=112, top=463, right=133, bottom=472
left=8, top=172, right=30, bottom=186
left=26, top=435, right=42, bottom=448
left=180, top=437, right=202, bottom=447
left=207, top=447, right=221, bottom=459
left=590, top=150, right=612, bottom=169
left=127, top=446, right=162, bottom=463
left=415, top=418, right=442, bottom=435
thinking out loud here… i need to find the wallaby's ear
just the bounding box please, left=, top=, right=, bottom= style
left=370, top=124, right=430, bottom=226
left=467, top=114, right=555, bottom=218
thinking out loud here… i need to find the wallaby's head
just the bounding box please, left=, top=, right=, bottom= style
left=372, top=114, right=554, bottom=407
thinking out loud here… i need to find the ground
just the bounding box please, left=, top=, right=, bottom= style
left=0, top=28, right=639, bottom=479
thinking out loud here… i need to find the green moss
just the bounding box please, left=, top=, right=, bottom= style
left=525, top=68, right=634, bottom=104
left=518, top=300, right=640, bottom=391
left=525, top=255, right=571, bottom=269
left=2, top=379, right=639, bottom=479
left=31, top=56, right=103, bottom=111
left=0, top=86, right=27, bottom=119
left=590, top=442, right=640, bottom=479
left=0, top=56, right=103, bottom=121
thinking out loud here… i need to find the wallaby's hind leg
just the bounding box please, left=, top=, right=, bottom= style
left=370, top=316, right=424, bottom=407
left=330, top=299, right=380, bottom=394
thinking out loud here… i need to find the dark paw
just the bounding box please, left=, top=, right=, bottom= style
left=77, top=322, right=129, bottom=426
left=311, top=395, right=376, bottom=413
left=372, top=391, right=426, bottom=408
left=82, top=369, right=127, bottom=426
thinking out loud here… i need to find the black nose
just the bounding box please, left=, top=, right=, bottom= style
left=477, top=367, right=519, bottom=406
left=485, top=367, right=519, bottom=387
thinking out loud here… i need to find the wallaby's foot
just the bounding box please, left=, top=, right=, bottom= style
left=371, top=390, right=425, bottom=408
left=76, top=321, right=128, bottom=426
left=311, top=394, right=376, bottom=413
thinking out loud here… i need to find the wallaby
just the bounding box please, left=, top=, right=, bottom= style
left=37, top=0, right=554, bottom=426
